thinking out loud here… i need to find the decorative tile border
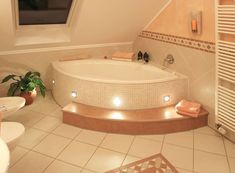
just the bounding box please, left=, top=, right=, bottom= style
left=139, top=31, right=215, bottom=53
left=106, top=153, right=179, bottom=173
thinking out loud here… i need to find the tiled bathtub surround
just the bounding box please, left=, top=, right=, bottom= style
left=139, top=31, right=215, bottom=53
left=134, top=37, right=215, bottom=126
left=53, top=65, right=188, bottom=109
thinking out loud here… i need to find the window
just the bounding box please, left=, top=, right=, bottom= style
left=18, top=0, right=73, bottom=25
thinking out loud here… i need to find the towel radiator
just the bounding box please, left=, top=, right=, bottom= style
left=216, top=1, right=235, bottom=133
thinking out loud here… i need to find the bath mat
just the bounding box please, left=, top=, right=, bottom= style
left=106, top=154, right=179, bottom=173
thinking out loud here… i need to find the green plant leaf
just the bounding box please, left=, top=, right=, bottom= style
left=39, top=86, right=46, bottom=97
left=7, top=83, right=20, bottom=96
left=1, top=75, right=16, bottom=83
left=24, top=71, right=32, bottom=79
left=32, top=72, right=41, bottom=77
left=26, top=82, right=36, bottom=91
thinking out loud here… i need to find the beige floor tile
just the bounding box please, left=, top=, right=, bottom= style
left=33, top=116, right=62, bottom=132
left=165, top=131, right=193, bottom=148
left=33, top=134, right=71, bottom=158
left=44, top=160, right=82, bottom=173
left=137, top=134, right=164, bottom=142
left=75, top=129, right=106, bottom=146
left=224, top=138, right=235, bottom=158
left=176, top=168, right=193, bottom=173
left=194, top=133, right=226, bottom=155
left=6, top=110, right=45, bottom=127
left=81, top=169, right=96, bottom=173
left=8, top=151, right=53, bottom=173
left=162, top=144, right=193, bottom=171
left=194, top=150, right=230, bottom=173
left=30, top=101, right=60, bottom=115
left=85, top=148, right=125, bottom=172
left=49, top=108, right=63, bottom=119
left=101, top=134, right=134, bottom=153
left=10, top=146, right=29, bottom=167
left=53, top=124, right=81, bottom=139
left=19, top=128, right=48, bottom=149
left=122, top=155, right=141, bottom=165
left=58, top=141, right=97, bottom=167
left=228, top=157, right=235, bottom=173
left=194, top=126, right=220, bottom=136
left=128, top=137, right=162, bottom=158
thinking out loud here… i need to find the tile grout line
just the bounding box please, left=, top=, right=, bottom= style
left=9, top=147, right=31, bottom=168
left=160, top=135, right=165, bottom=153
left=10, top=126, right=53, bottom=168
left=222, top=136, right=232, bottom=173
left=81, top=132, right=108, bottom=172
left=41, top=124, right=84, bottom=173
left=120, top=135, right=136, bottom=167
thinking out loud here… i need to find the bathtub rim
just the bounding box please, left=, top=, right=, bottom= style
left=52, top=59, right=187, bottom=84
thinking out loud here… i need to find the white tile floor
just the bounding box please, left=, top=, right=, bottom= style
left=4, top=92, right=235, bottom=173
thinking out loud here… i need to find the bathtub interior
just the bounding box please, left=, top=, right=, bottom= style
left=52, top=59, right=179, bottom=82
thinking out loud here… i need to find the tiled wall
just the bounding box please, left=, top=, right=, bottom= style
left=134, top=0, right=216, bottom=127
left=134, top=37, right=215, bottom=127
left=146, top=0, right=215, bottom=42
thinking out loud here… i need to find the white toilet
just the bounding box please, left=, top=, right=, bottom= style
left=0, top=97, right=26, bottom=151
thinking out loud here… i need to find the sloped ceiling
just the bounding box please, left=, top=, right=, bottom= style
left=70, top=0, right=170, bottom=44
left=0, top=0, right=170, bottom=51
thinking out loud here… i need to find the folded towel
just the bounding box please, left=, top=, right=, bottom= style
left=111, top=51, right=135, bottom=60
left=59, top=54, right=90, bottom=61
left=176, top=109, right=199, bottom=118
left=175, top=99, right=201, bottom=114
left=111, top=57, right=132, bottom=62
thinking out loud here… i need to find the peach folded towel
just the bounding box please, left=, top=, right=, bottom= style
left=176, top=110, right=199, bottom=118
left=111, top=51, right=135, bottom=61
left=175, top=100, right=201, bottom=117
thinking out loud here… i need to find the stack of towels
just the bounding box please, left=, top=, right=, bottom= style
left=175, top=100, right=201, bottom=117
left=111, top=51, right=135, bottom=61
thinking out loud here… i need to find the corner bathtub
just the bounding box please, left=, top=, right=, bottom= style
left=52, top=59, right=188, bottom=110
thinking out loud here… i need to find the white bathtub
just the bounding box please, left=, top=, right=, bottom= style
left=52, top=59, right=188, bottom=109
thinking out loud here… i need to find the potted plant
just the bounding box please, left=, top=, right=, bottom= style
left=1, top=71, right=46, bottom=105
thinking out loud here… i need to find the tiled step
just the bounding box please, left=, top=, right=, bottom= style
left=62, top=102, right=208, bottom=135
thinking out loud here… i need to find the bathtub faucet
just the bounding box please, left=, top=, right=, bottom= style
left=163, top=54, right=174, bottom=66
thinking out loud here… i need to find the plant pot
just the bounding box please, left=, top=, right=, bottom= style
left=20, top=89, right=37, bottom=105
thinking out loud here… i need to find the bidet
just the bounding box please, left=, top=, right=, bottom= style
left=0, top=97, right=26, bottom=151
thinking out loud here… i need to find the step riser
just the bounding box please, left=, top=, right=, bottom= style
left=63, top=111, right=208, bottom=135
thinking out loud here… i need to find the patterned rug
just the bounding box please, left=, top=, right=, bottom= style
left=106, top=154, right=179, bottom=173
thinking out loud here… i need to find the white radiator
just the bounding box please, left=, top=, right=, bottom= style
left=216, top=2, right=235, bottom=132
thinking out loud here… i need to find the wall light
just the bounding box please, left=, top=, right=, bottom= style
left=112, top=97, right=122, bottom=107
left=71, top=91, right=78, bottom=98
left=52, top=80, right=55, bottom=84
left=163, top=95, right=171, bottom=102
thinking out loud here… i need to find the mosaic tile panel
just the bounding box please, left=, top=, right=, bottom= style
left=106, top=154, right=179, bottom=173
left=52, top=67, right=188, bottom=110
left=139, top=31, right=215, bottom=53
